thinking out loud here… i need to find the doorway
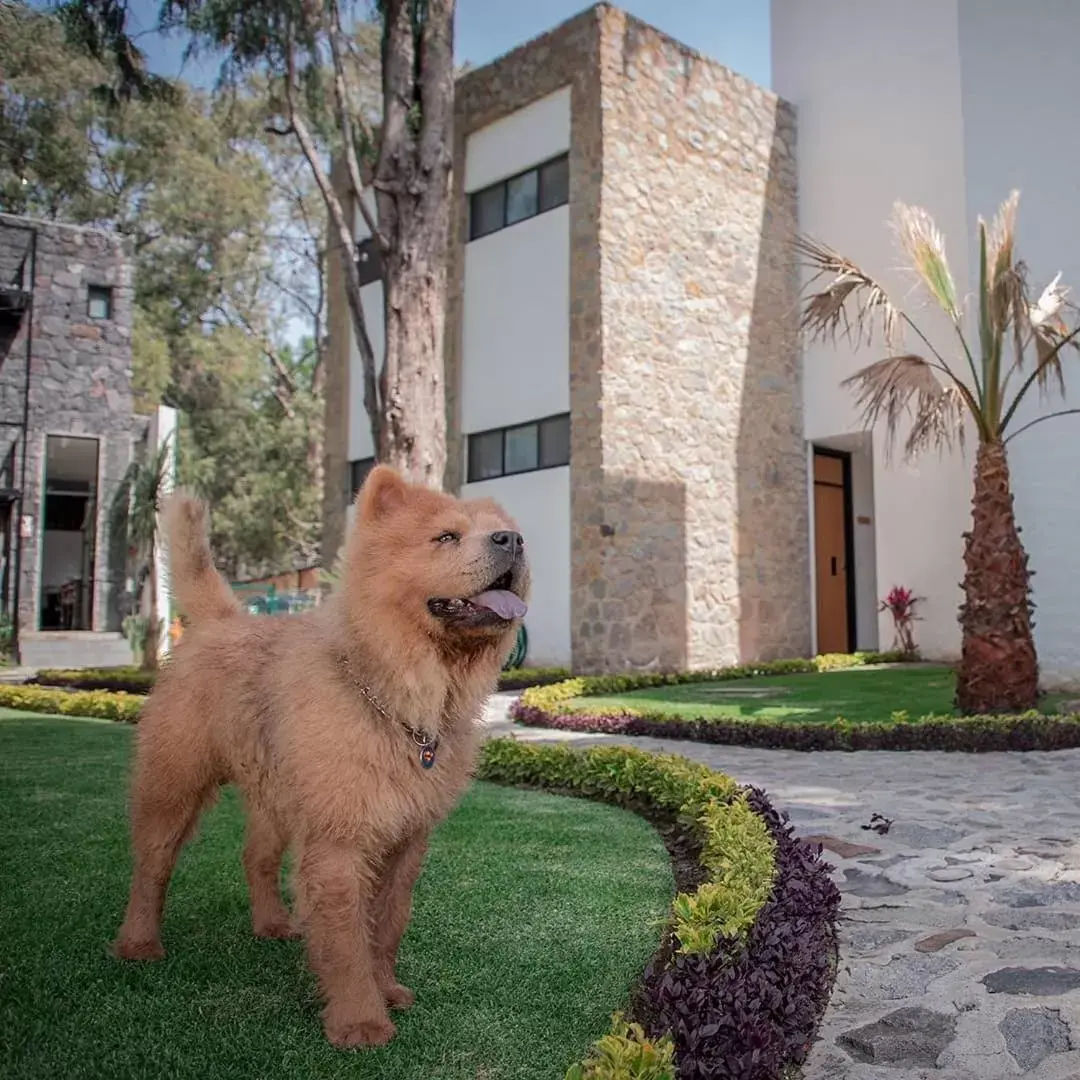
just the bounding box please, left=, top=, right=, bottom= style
left=39, top=435, right=99, bottom=631
left=813, top=448, right=855, bottom=654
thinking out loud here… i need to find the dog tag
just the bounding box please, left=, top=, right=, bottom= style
left=419, top=744, right=437, bottom=770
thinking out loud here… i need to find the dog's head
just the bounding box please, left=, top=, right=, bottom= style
left=345, top=465, right=531, bottom=648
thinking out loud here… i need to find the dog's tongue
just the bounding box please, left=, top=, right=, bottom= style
left=469, top=590, right=527, bottom=620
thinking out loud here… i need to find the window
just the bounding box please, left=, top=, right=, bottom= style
left=87, top=284, right=113, bottom=320
left=347, top=457, right=375, bottom=503
left=356, top=237, right=382, bottom=288
left=467, top=153, right=569, bottom=241
left=466, top=413, right=570, bottom=482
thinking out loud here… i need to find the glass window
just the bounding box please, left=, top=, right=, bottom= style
left=87, top=285, right=113, bottom=320
left=505, top=170, right=539, bottom=226
left=468, top=430, right=503, bottom=481
left=504, top=423, right=539, bottom=474
left=348, top=457, right=375, bottom=502
left=539, top=414, right=570, bottom=468
left=539, top=155, right=569, bottom=213
left=469, top=184, right=505, bottom=240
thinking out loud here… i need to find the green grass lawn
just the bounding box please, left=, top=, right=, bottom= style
left=0, top=713, right=672, bottom=1080
left=572, top=665, right=1066, bottom=725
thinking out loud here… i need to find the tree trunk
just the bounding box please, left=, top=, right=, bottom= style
left=373, top=0, right=454, bottom=489
left=955, top=440, right=1038, bottom=713
left=143, top=557, right=160, bottom=673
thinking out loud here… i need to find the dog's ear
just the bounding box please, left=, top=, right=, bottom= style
left=358, top=464, right=408, bottom=520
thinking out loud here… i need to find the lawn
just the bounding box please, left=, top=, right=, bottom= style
left=0, top=713, right=673, bottom=1080
left=571, top=664, right=1064, bottom=725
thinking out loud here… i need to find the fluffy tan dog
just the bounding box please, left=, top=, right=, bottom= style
left=112, top=465, right=530, bottom=1048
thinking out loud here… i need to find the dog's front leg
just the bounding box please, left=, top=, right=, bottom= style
left=295, top=841, right=395, bottom=1049
left=371, top=833, right=429, bottom=1010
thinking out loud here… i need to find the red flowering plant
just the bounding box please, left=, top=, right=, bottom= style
left=879, top=585, right=923, bottom=658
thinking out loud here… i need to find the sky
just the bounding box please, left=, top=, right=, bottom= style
left=65, top=0, right=771, bottom=91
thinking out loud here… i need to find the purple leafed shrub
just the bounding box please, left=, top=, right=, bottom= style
left=639, top=788, right=840, bottom=1080
left=509, top=700, right=1080, bottom=752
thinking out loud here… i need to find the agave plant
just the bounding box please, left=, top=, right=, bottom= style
left=798, top=192, right=1080, bottom=714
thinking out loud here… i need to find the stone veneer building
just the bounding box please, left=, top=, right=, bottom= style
left=323, top=3, right=810, bottom=672
left=0, top=213, right=142, bottom=667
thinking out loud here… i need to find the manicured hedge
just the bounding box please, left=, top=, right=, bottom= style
left=510, top=652, right=1080, bottom=752
left=0, top=684, right=143, bottom=723
left=30, top=664, right=571, bottom=696
left=476, top=739, right=840, bottom=1079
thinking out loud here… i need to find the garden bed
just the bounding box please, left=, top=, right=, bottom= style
left=27, top=664, right=569, bottom=696
left=477, top=739, right=841, bottom=1079
left=510, top=653, right=1080, bottom=752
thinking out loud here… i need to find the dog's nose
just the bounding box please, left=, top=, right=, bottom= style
left=490, top=530, right=523, bottom=556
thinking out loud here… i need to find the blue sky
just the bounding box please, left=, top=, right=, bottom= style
left=60, top=0, right=771, bottom=90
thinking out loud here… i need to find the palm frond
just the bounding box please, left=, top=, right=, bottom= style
left=986, top=190, right=1019, bottom=290
left=891, top=202, right=959, bottom=321
left=795, top=235, right=904, bottom=350
left=841, top=354, right=966, bottom=460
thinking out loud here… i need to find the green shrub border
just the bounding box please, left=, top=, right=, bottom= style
left=476, top=738, right=786, bottom=1078
left=28, top=664, right=571, bottom=696
left=510, top=651, right=1080, bottom=752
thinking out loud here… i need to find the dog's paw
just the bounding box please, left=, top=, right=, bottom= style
left=323, top=1010, right=396, bottom=1049
left=112, top=936, right=166, bottom=961
left=253, top=918, right=301, bottom=941
left=382, top=982, right=415, bottom=1010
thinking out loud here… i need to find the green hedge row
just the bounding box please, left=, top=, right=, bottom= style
left=30, top=664, right=571, bottom=695
left=476, top=738, right=778, bottom=1079
left=0, top=684, right=143, bottom=723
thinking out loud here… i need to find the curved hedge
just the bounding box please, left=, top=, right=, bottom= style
left=510, top=653, right=1080, bottom=752
left=477, top=739, right=840, bottom=1079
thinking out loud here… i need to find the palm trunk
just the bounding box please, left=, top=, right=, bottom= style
left=955, top=440, right=1038, bottom=713
left=143, top=556, right=160, bottom=673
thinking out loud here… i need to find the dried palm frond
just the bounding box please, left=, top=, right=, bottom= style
left=986, top=190, right=1020, bottom=290
left=841, top=354, right=967, bottom=460
left=795, top=234, right=904, bottom=350
left=892, top=202, right=959, bottom=321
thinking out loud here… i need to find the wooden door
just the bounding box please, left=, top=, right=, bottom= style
left=813, top=452, right=851, bottom=654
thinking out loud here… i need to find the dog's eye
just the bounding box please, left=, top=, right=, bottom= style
left=434, top=531, right=460, bottom=544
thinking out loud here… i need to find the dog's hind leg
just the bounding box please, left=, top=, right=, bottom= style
left=243, top=807, right=297, bottom=939
left=113, top=751, right=213, bottom=961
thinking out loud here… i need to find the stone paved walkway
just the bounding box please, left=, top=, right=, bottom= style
left=483, top=693, right=1080, bottom=1079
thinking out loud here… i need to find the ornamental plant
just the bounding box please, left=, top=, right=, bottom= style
left=878, top=585, right=923, bottom=657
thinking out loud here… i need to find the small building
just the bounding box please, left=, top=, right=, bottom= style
left=322, top=3, right=809, bottom=672
left=0, top=213, right=145, bottom=668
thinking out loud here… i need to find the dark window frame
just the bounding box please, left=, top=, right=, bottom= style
left=467, top=152, right=569, bottom=242
left=346, top=456, right=376, bottom=504
left=466, top=412, right=570, bottom=483
left=87, top=284, right=113, bottom=320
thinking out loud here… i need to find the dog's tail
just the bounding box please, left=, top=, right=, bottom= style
left=161, top=492, right=241, bottom=626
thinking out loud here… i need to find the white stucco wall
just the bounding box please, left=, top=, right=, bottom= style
left=773, top=0, right=972, bottom=660
left=463, top=467, right=570, bottom=667
left=957, top=0, right=1080, bottom=686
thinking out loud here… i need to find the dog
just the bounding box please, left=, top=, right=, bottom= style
left=112, top=465, right=530, bottom=1048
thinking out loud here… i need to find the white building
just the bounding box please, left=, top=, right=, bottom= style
left=773, top=0, right=1080, bottom=685
left=325, top=2, right=1080, bottom=685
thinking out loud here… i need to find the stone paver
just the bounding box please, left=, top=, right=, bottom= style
left=483, top=693, right=1080, bottom=1079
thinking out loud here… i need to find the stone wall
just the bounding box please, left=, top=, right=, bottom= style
left=573, top=7, right=811, bottom=670
left=0, top=215, right=138, bottom=636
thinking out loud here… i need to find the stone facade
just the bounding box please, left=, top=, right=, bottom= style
left=0, top=214, right=139, bottom=640
left=324, top=3, right=812, bottom=672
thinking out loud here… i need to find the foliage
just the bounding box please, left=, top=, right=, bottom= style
left=879, top=585, right=923, bottom=657
left=0, top=684, right=143, bottom=722
left=477, top=739, right=839, bottom=1080
left=643, top=788, right=840, bottom=1079
left=566, top=1013, right=677, bottom=1080
left=512, top=699, right=1080, bottom=752
left=497, top=666, right=572, bottom=691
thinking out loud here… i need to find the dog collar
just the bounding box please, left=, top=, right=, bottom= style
left=339, top=657, right=440, bottom=770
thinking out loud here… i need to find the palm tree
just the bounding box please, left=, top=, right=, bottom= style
left=798, top=192, right=1080, bottom=714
